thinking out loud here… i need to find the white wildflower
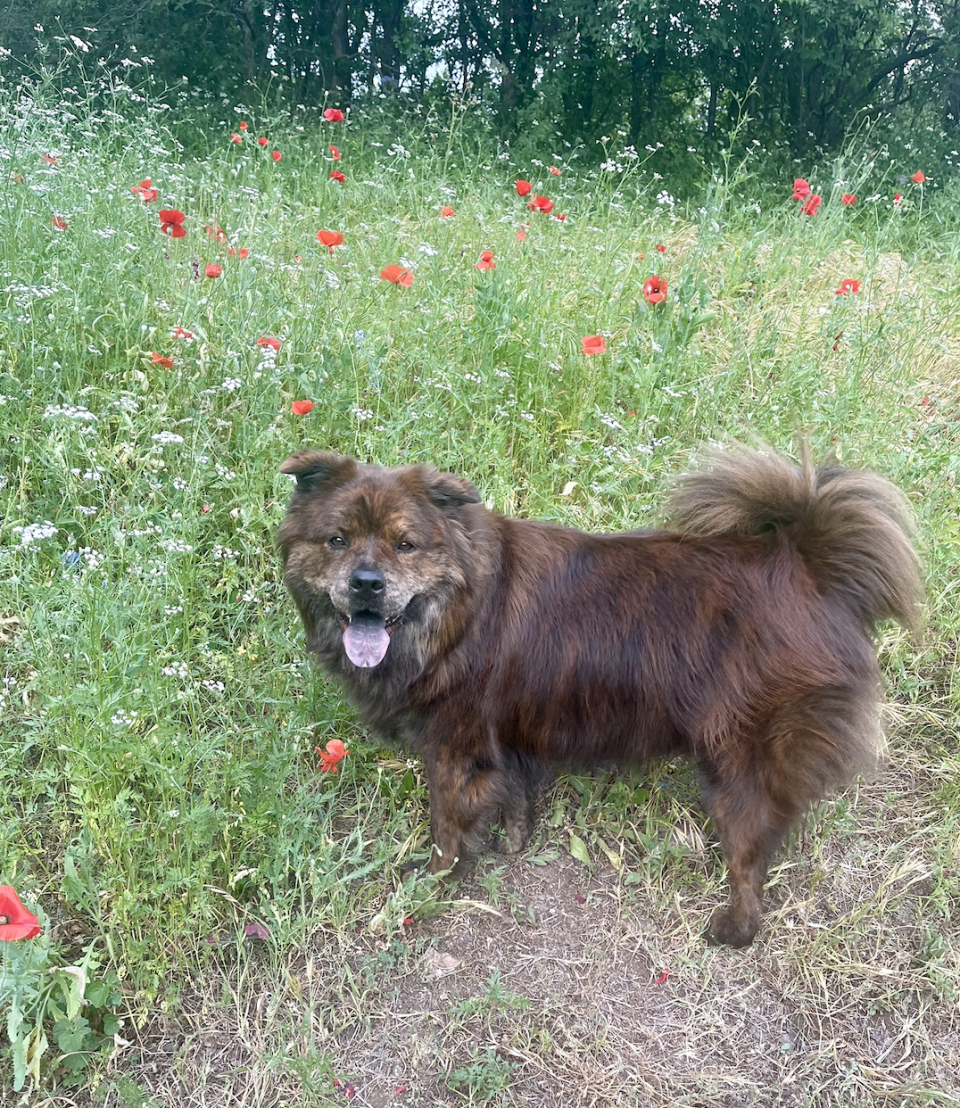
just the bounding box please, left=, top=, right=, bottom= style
left=15, top=521, right=57, bottom=545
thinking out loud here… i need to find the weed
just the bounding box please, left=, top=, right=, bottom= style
left=445, top=1047, right=516, bottom=1103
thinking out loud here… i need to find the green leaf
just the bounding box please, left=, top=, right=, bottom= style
left=85, top=979, right=110, bottom=1008
left=60, top=1051, right=90, bottom=1072
left=568, top=832, right=591, bottom=866
left=397, top=767, right=415, bottom=799
left=526, top=848, right=561, bottom=867
left=597, top=838, right=623, bottom=872
left=12, top=1033, right=27, bottom=1092
left=53, top=1016, right=90, bottom=1054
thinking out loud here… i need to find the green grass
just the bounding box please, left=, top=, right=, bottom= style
left=0, top=66, right=958, bottom=1106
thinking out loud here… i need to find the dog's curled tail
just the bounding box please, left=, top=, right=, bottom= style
left=667, top=444, right=922, bottom=632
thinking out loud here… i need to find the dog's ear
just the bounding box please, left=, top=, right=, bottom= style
left=419, top=466, right=482, bottom=508
left=280, top=451, right=357, bottom=492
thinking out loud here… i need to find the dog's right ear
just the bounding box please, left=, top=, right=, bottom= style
left=280, top=451, right=357, bottom=492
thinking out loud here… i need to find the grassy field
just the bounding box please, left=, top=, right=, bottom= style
left=1, top=68, right=959, bottom=1107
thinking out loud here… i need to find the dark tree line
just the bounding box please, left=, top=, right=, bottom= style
left=3, top=0, right=960, bottom=153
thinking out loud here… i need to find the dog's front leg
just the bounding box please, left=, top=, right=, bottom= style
left=422, top=747, right=506, bottom=874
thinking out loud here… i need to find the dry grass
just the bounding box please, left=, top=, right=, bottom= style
left=71, top=699, right=957, bottom=1108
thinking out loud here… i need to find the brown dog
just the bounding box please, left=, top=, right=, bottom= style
left=278, top=445, right=920, bottom=947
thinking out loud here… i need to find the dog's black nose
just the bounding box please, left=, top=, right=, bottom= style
left=349, top=567, right=385, bottom=598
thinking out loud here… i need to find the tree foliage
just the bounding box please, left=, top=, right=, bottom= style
left=2, top=0, right=958, bottom=154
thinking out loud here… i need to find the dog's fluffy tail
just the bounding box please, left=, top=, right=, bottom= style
left=667, top=444, right=922, bottom=632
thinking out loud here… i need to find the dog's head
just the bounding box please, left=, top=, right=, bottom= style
left=277, top=452, right=482, bottom=668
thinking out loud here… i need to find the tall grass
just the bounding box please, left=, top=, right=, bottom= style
left=1, top=60, right=958, bottom=1100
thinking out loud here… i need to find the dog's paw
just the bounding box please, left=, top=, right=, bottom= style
left=705, top=905, right=760, bottom=948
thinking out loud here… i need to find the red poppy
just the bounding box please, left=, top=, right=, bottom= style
left=205, top=263, right=222, bottom=279
left=791, top=178, right=811, bottom=200
left=239, top=121, right=248, bottom=131
left=476, top=250, right=496, bottom=271
left=549, top=165, right=561, bottom=176
left=150, top=352, right=173, bottom=368
left=131, top=177, right=158, bottom=202
left=257, top=137, right=268, bottom=147
left=230, top=133, right=242, bottom=144
left=529, top=195, right=554, bottom=214
left=515, top=180, right=532, bottom=197
left=440, top=205, right=455, bottom=218
left=553, top=213, right=567, bottom=221
left=172, top=326, right=195, bottom=341
left=51, top=216, right=67, bottom=229
left=381, top=264, right=414, bottom=287
left=272, top=150, right=282, bottom=162
left=258, top=335, right=282, bottom=351
left=516, top=227, right=527, bottom=241
left=911, top=171, right=925, bottom=184
left=292, top=400, right=315, bottom=415
left=330, top=169, right=346, bottom=183
left=894, top=192, right=903, bottom=206
left=159, top=209, right=186, bottom=237
left=835, top=279, right=860, bottom=295
left=841, top=193, right=857, bottom=206
left=317, top=230, right=344, bottom=253
left=580, top=335, right=606, bottom=355
left=317, top=738, right=349, bottom=770
left=227, top=246, right=250, bottom=258
left=324, top=108, right=345, bottom=122
left=0, top=887, right=41, bottom=940
left=329, top=144, right=341, bottom=160
left=205, top=223, right=227, bottom=242
left=655, top=243, right=666, bottom=253
left=43, top=153, right=60, bottom=165
left=802, top=194, right=822, bottom=216
left=643, top=275, right=667, bottom=305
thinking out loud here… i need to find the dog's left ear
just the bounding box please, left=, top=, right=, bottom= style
left=419, top=466, right=482, bottom=508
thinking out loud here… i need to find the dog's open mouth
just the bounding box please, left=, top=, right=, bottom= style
left=338, top=611, right=401, bottom=668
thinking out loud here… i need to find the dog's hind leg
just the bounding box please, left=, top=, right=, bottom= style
left=496, top=794, right=533, bottom=854
left=697, top=751, right=801, bottom=948
left=491, top=750, right=545, bottom=855
left=698, top=691, right=874, bottom=946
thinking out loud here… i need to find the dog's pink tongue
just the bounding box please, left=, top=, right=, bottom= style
left=343, top=619, right=390, bottom=668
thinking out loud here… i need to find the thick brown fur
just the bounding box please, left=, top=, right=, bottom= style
left=277, top=444, right=922, bottom=947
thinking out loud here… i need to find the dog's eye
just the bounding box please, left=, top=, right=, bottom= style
left=328, top=535, right=347, bottom=549
left=397, top=540, right=417, bottom=553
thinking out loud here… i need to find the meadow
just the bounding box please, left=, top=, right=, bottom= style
left=1, top=67, right=959, bottom=1107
